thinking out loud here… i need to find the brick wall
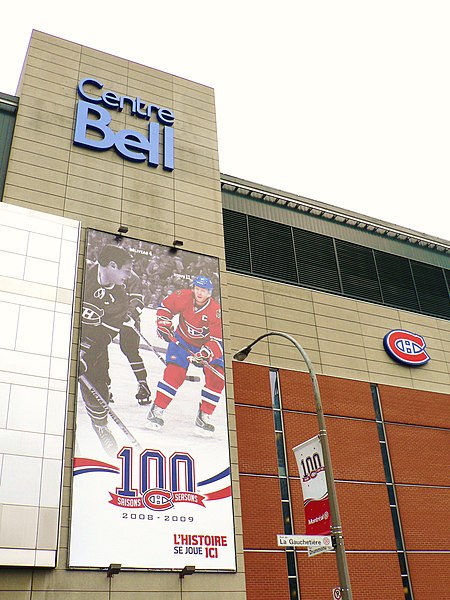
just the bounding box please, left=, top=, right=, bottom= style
left=243, top=551, right=290, bottom=600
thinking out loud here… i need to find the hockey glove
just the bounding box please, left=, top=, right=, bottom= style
left=156, top=317, right=175, bottom=343
left=79, top=338, right=94, bottom=376
left=189, top=345, right=214, bottom=367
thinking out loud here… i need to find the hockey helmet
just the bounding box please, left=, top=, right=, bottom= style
left=192, top=275, right=214, bottom=292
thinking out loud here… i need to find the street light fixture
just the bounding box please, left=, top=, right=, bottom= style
left=233, top=331, right=352, bottom=600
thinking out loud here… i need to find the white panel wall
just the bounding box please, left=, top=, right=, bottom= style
left=0, top=202, right=79, bottom=567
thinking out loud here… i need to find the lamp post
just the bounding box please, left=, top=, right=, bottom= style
left=233, top=331, right=352, bottom=599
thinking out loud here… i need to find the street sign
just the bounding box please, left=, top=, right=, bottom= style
left=308, top=544, right=333, bottom=558
left=332, top=587, right=342, bottom=599
left=277, top=534, right=332, bottom=548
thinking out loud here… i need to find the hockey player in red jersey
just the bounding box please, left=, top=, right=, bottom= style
left=79, top=244, right=133, bottom=456
left=147, top=276, right=224, bottom=435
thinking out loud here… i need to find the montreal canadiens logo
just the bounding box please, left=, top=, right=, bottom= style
left=383, top=330, right=430, bottom=366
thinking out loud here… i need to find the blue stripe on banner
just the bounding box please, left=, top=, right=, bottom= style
left=74, top=468, right=119, bottom=476
left=201, top=389, right=220, bottom=403
left=198, top=467, right=231, bottom=487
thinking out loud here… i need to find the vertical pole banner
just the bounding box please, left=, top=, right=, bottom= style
left=293, top=436, right=331, bottom=535
left=69, top=230, right=236, bottom=571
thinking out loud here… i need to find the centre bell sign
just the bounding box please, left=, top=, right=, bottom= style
left=73, top=77, right=174, bottom=171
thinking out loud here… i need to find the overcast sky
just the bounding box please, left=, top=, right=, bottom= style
left=1, top=1, right=449, bottom=241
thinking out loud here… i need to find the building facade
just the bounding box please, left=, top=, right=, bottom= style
left=0, top=30, right=448, bottom=599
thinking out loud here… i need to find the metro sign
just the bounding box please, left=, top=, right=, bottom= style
left=383, top=329, right=430, bottom=366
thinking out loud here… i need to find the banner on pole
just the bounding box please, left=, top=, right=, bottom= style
left=293, top=435, right=331, bottom=535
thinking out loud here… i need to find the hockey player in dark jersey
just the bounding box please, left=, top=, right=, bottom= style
left=146, top=276, right=224, bottom=435
left=118, top=269, right=152, bottom=405
left=79, top=244, right=133, bottom=457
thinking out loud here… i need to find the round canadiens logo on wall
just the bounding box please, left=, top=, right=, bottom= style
left=383, top=330, right=430, bottom=366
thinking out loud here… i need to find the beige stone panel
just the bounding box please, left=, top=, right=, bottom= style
left=128, top=61, right=173, bottom=86
left=175, top=180, right=222, bottom=204
left=176, top=136, right=221, bottom=163
left=366, top=358, right=414, bottom=384
left=411, top=365, right=450, bottom=386
left=175, top=129, right=219, bottom=152
left=315, top=313, right=363, bottom=335
left=0, top=567, right=32, bottom=590
left=32, top=31, right=81, bottom=59
left=69, top=151, right=124, bottom=177
left=176, top=120, right=218, bottom=146
left=68, top=163, right=123, bottom=189
left=360, top=322, right=399, bottom=342
left=176, top=147, right=219, bottom=171
left=65, top=186, right=122, bottom=213
left=312, top=289, right=359, bottom=309
left=6, top=160, right=67, bottom=187
left=0, top=592, right=31, bottom=599
left=124, top=211, right=175, bottom=237
left=358, top=310, right=406, bottom=330
left=14, top=108, right=73, bottom=136
left=398, top=310, right=441, bottom=328
left=122, top=195, right=174, bottom=218
left=16, top=94, right=75, bottom=123
left=262, top=280, right=314, bottom=302
left=174, top=157, right=222, bottom=181
left=230, top=319, right=268, bottom=340
left=227, top=286, right=265, bottom=304
left=122, top=194, right=175, bottom=218
left=173, top=92, right=217, bottom=120
left=123, top=80, right=174, bottom=107
left=174, top=199, right=223, bottom=225
left=318, top=338, right=368, bottom=361
left=8, top=139, right=70, bottom=169
left=18, top=77, right=75, bottom=111
left=123, top=180, right=174, bottom=205
left=265, top=318, right=318, bottom=343
left=173, top=189, right=222, bottom=214
left=320, top=351, right=369, bottom=374
left=79, top=51, right=128, bottom=81
left=175, top=213, right=223, bottom=238
left=64, top=198, right=121, bottom=224
left=13, top=122, right=73, bottom=152
left=124, top=160, right=175, bottom=185
left=7, top=147, right=68, bottom=175
left=171, top=226, right=225, bottom=257
left=23, top=63, right=79, bottom=93
left=30, top=569, right=113, bottom=592
left=174, top=106, right=217, bottom=133
left=66, top=173, right=121, bottom=199
left=317, top=326, right=366, bottom=347
left=26, top=46, right=80, bottom=78
left=313, top=301, right=359, bottom=324
left=3, top=187, right=64, bottom=215
left=263, top=293, right=314, bottom=316
left=173, top=78, right=215, bottom=102
left=265, top=304, right=316, bottom=328
left=356, top=300, right=402, bottom=320
left=320, top=364, right=374, bottom=383
left=228, top=296, right=265, bottom=316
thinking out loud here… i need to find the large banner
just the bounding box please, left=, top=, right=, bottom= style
left=69, top=230, right=236, bottom=570
left=293, top=435, right=331, bottom=536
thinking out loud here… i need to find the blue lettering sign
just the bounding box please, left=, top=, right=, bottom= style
left=73, top=78, right=175, bottom=171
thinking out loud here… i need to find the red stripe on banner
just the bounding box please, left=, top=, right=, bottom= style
left=74, top=457, right=119, bottom=470
left=205, top=486, right=232, bottom=501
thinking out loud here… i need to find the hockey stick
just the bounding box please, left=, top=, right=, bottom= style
left=130, top=324, right=201, bottom=383
left=172, top=338, right=225, bottom=381
left=79, top=374, right=142, bottom=450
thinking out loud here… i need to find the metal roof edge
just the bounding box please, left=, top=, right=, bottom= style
left=220, top=174, right=450, bottom=253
